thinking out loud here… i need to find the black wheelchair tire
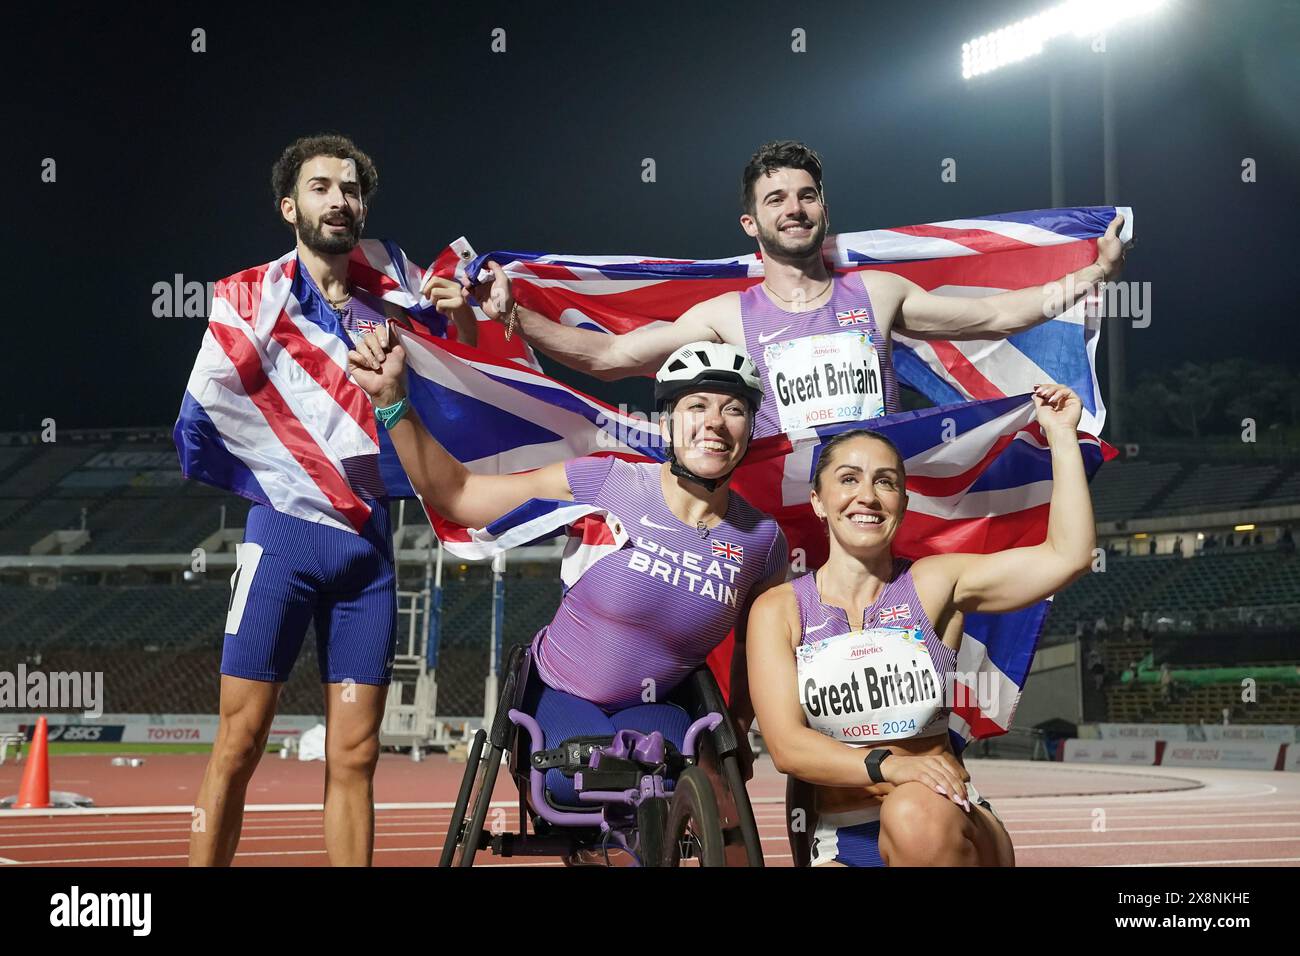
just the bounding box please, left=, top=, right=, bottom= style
left=662, top=767, right=726, bottom=866
left=438, top=729, right=486, bottom=868
left=635, top=796, right=669, bottom=866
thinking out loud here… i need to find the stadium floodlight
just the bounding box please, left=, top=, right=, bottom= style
left=962, top=0, right=1169, bottom=79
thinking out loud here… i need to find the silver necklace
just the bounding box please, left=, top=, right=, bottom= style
left=762, top=277, right=832, bottom=306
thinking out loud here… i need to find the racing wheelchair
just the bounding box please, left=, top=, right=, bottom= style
left=439, top=643, right=764, bottom=867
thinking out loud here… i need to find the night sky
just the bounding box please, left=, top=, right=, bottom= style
left=9, top=0, right=1299, bottom=434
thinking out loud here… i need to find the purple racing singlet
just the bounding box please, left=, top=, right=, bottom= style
left=739, top=275, right=899, bottom=439
left=792, top=560, right=955, bottom=743
left=533, top=457, right=788, bottom=710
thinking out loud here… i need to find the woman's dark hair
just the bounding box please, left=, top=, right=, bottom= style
left=811, top=429, right=906, bottom=492
left=740, top=140, right=824, bottom=214
left=271, top=134, right=379, bottom=213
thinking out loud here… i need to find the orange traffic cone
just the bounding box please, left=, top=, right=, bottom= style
left=14, top=716, right=51, bottom=809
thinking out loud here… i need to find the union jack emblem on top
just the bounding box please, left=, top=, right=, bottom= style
left=711, top=540, right=744, bottom=563
left=836, top=308, right=870, bottom=327
left=352, top=316, right=384, bottom=336
left=879, top=603, right=911, bottom=624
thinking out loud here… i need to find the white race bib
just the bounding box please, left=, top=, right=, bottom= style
left=764, top=332, right=884, bottom=432
left=797, top=627, right=947, bottom=744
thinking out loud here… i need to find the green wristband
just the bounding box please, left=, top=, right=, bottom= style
left=375, top=397, right=409, bottom=430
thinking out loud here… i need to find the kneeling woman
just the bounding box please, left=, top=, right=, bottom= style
left=748, top=385, right=1094, bottom=866
left=348, top=330, right=787, bottom=804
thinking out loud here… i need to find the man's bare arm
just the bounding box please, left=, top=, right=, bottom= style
left=890, top=212, right=1128, bottom=341
left=475, top=260, right=735, bottom=380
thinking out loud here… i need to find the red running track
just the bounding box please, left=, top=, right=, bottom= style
left=2, top=753, right=1298, bottom=867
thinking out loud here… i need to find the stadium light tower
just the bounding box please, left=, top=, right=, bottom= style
left=960, top=0, right=1170, bottom=443
left=961, top=1, right=1169, bottom=80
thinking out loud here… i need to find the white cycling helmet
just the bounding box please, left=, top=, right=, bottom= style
left=654, top=342, right=763, bottom=491
left=654, top=342, right=763, bottom=413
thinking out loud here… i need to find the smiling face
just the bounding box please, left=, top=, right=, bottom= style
left=660, top=390, right=753, bottom=481
left=740, top=167, right=829, bottom=263
left=281, top=155, right=366, bottom=255
left=811, top=434, right=908, bottom=555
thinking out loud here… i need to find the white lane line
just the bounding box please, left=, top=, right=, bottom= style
left=0, top=830, right=450, bottom=850
left=0, top=800, right=483, bottom=818
left=997, top=809, right=1300, bottom=823
left=16, top=845, right=448, bottom=865
left=995, top=796, right=1292, bottom=810
left=0, top=812, right=457, bottom=831
left=1017, top=836, right=1300, bottom=849
left=0, top=856, right=19, bottom=864
left=0, top=819, right=461, bottom=838
left=1009, top=822, right=1300, bottom=835
left=1109, top=856, right=1300, bottom=867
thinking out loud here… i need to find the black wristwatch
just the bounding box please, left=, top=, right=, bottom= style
left=865, top=749, right=891, bottom=784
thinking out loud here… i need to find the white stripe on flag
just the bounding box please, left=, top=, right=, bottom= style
left=906, top=403, right=1035, bottom=474
left=927, top=216, right=1077, bottom=247
left=273, top=296, right=378, bottom=463
left=184, top=334, right=357, bottom=533
left=906, top=479, right=1053, bottom=521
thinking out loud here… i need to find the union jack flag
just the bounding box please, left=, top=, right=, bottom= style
left=836, top=308, right=871, bottom=327
left=463, top=205, right=1133, bottom=437
left=711, top=540, right=744, bottom=563
left=880, top=603, right=912, bottom=624
left=174, top=237, right=539, bottom=527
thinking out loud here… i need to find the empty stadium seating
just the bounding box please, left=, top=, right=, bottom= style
left=1089, top=461, right=1184, bottom=523
left=1149, top=463, right=1282, bottom=516
left=1046, top=550, right=1300, bottom=636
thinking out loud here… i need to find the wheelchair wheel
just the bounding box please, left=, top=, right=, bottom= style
left=438, top=729, right=486, bottom=868
left=455, top=742, right=504, bottom=867
left=661, top=767, right=726, bottom=867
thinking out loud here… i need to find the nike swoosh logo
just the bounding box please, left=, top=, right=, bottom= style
left=639, top=516, right=676, bottom=532
left=806, top=620, right=832, bottom=635
left=757, top=325, right=793, bottom=344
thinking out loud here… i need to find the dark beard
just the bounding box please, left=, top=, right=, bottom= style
left=298, top=211, right=362, bottom=255
left=756, top=216, right=826, bottom=263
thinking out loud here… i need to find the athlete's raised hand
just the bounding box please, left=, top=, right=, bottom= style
left=347, top=322, right=407, bottom=406
left=1031, top=383, right=1082, bottom=434
left=1095, top=212, right=1127, bottom=282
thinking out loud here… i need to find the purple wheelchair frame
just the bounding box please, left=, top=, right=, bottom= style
left=509, top=708, right=723, bottom=858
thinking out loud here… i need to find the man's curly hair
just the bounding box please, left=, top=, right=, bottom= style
left=740, top=140, right=824, bottom=214
left=270, top=134, right=378, bottom=217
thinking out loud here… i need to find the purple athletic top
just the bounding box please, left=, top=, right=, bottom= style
left=793, top=561, right=955, bottom=674
left=533, top=457, right=788, bottom=710
left=739, top=274, right=899, bottom=439
left=792, top=561, right=957, bottom=742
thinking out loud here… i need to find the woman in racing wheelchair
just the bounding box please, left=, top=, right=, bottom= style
left=348, top=329, right=787, bottom=865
